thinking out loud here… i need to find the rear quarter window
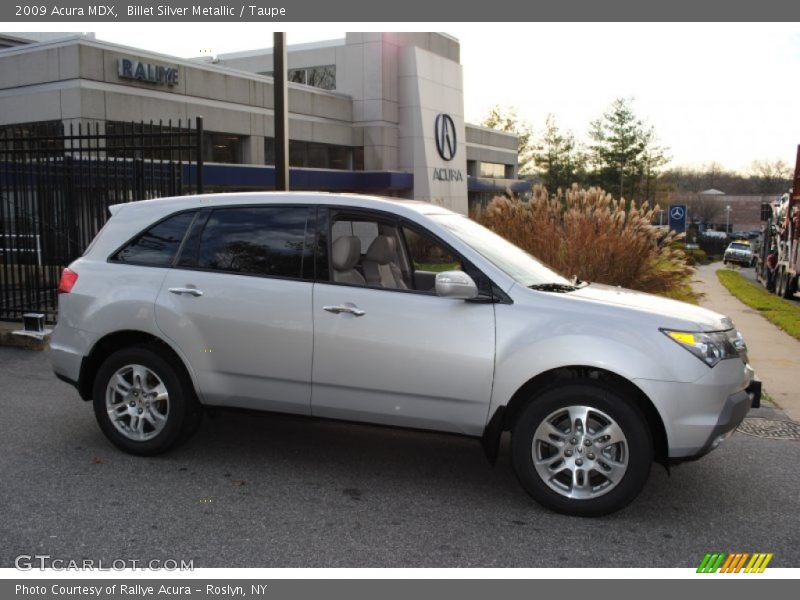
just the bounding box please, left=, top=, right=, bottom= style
left=112, top=211, right=195, bottom=266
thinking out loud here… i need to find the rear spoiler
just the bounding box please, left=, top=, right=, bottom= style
left=108, top=203, right=125, bottom=216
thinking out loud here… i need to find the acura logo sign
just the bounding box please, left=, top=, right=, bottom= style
left=435, top=114, right=457, bottom=161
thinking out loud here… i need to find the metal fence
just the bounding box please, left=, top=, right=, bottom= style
left=0, top=118, right=204, bottom=322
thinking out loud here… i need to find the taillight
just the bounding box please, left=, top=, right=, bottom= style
left=58, top=268, right=78, bottom=294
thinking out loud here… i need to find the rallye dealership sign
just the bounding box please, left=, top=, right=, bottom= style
left=118, top=58, right=179, bottom=86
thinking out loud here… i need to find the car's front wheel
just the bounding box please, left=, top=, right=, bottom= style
left=511, top=383, right=653, bottom=516
left=92, top=345, right=202, bottom=455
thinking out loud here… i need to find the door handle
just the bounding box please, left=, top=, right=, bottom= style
left=169, top=287, right=204, bottom=297
left=323, top=303, right=365, bottom=317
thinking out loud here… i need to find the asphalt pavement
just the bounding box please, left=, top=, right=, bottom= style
left=1, top=347, right=798, bottom=568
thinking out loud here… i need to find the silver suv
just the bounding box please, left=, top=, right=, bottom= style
left=51, top=193, right=759, bottom=516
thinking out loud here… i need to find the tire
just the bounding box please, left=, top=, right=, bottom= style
left=782, top=273, right=796, bottom=299
left=511, top=383, right=653, bottom=517
left=92, top=344, right=202, bottom=456
left=776, top=269, right=786, bottom=297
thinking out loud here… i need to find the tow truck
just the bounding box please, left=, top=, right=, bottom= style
left=755, top=145, right=800, bottom=298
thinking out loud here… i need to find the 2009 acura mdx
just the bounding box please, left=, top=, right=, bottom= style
left=50, top=192, right=759, bottom=516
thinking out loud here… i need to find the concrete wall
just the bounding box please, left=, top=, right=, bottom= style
left=0, top=33, right=518, bottom=215
left=398, top=45, right=467, bottom=214
left=465, top=123, right=518, bottom=177
left=0, top=38, right=357, bottom=159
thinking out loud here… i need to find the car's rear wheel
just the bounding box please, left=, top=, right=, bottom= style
left=511, top=383, right=653, bottom=517
left=92, top=345, right=202, bottom=455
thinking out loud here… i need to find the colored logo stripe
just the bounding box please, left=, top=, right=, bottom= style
left=697, top=552, right=773, bottom=573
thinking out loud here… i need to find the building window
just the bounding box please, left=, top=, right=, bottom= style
left=105, top=121, right=194, bottom=161
left=0, top=121, right=63, bottom=155
left=204, top=132, right=245, bottom=164
left=289, top=65, right=336, bottom=90
left=265, top=138, right=358, bottom=170
left=466, top=160, right=477, bottom=177
left=256, top=66, right=336, bottom=90
left=479, top=162, right=506, bottom=179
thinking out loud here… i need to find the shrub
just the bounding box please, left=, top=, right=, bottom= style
left=476, top=185, right=693, bottom=297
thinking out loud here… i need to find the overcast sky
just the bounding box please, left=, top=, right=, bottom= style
left=10, top=23, right=800, bottom=173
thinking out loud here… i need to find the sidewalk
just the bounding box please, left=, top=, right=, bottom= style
left=692, top=263, right=800, bottom=422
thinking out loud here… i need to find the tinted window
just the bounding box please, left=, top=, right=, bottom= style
left=114, top=211, right=195, bottom=266
left=197, top=207, right=310, bottom=278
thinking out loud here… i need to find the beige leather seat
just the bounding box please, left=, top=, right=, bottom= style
left=362, top=235, right=407, bottom=289
left=331, top=236, right=365, bottom=284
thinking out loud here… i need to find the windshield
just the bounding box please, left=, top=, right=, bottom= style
left=432, top=214, right=571, bottom=287
left=729, top=243, right=750, bottom=251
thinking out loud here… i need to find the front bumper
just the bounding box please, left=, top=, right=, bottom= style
left=634, top=360, right=756, bottom=459
left=689, top=378, right=761, bottom=459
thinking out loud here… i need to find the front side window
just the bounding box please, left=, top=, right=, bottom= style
left=326, top=212, right=484, bottom=295
left=196, top=207, right=310, bottom=279
left=113, top=211, right=195, bottom=266
left=403, top=227, right=461, bottom=274
left=433, top=213, right=570, bottom=287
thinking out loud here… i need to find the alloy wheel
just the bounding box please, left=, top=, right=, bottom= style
left=105, top=364, right=170, bottom=441
left=531, top=405, right=629, bottom=500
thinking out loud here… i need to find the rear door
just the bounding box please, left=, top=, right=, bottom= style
left=154, top=205, right=316, bottom=414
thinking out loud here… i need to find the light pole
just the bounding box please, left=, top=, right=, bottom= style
left=725, top=205, right=732, bottom=233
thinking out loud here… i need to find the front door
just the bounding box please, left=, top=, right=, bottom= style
left=311, top=211, right=496, bottom=436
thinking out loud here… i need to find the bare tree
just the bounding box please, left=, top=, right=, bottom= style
left=750, top=159, right=793, bottom=194
left=685, top=196, right=724, bottom=225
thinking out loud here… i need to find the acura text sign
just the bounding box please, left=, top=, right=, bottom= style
left=118, top=58, right=179, bottom=86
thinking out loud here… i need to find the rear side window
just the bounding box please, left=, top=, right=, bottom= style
left=112, top=211, right=195, bottom=266
left=196, top=206, right=311, bottom=279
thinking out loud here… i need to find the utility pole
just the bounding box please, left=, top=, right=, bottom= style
left=273, top=32, right=289, bottom=191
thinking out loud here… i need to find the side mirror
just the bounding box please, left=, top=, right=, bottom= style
left=435, top=270, right=479, bottom=300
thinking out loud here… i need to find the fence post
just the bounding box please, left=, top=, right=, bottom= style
left=196, top=116, right=204, bottom=195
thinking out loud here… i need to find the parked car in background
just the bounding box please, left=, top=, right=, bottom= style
left=50, top=193, right=759, bottom=517
left=724, top=240, right=755, bottom=266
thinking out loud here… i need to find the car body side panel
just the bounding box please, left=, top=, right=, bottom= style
left=49, top=258, right=185, bottom=386
left=490, top=290, right=701, bottom=423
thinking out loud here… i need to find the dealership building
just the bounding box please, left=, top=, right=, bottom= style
left=0, top=32, right=527, bottom=214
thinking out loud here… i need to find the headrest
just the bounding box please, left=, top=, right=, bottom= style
left=365, top=235, right=396, bottom=265
left=332, top=236, right=361, bottom=271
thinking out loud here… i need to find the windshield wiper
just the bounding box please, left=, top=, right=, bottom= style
left=528, top=282, right=579, bottom=293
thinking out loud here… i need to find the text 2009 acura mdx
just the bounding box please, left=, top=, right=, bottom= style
left=51, top=193, right=759, bottom=516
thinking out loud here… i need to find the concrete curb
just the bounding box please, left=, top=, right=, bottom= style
left=0, top=322, right=49, bottom=351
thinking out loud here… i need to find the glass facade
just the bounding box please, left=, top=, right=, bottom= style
left=204, top=132, right=246, bottom=164
left=479, top=162, right=506, bottom=179
left=258, top=65, right=336, bottom=91
left=264, top=138, right=361, bottom=170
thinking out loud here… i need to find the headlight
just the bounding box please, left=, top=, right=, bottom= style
left=661, top=328, right=745, bottom=367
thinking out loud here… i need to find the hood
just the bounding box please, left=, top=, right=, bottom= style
left=566, top=283, right=730, bottom=332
